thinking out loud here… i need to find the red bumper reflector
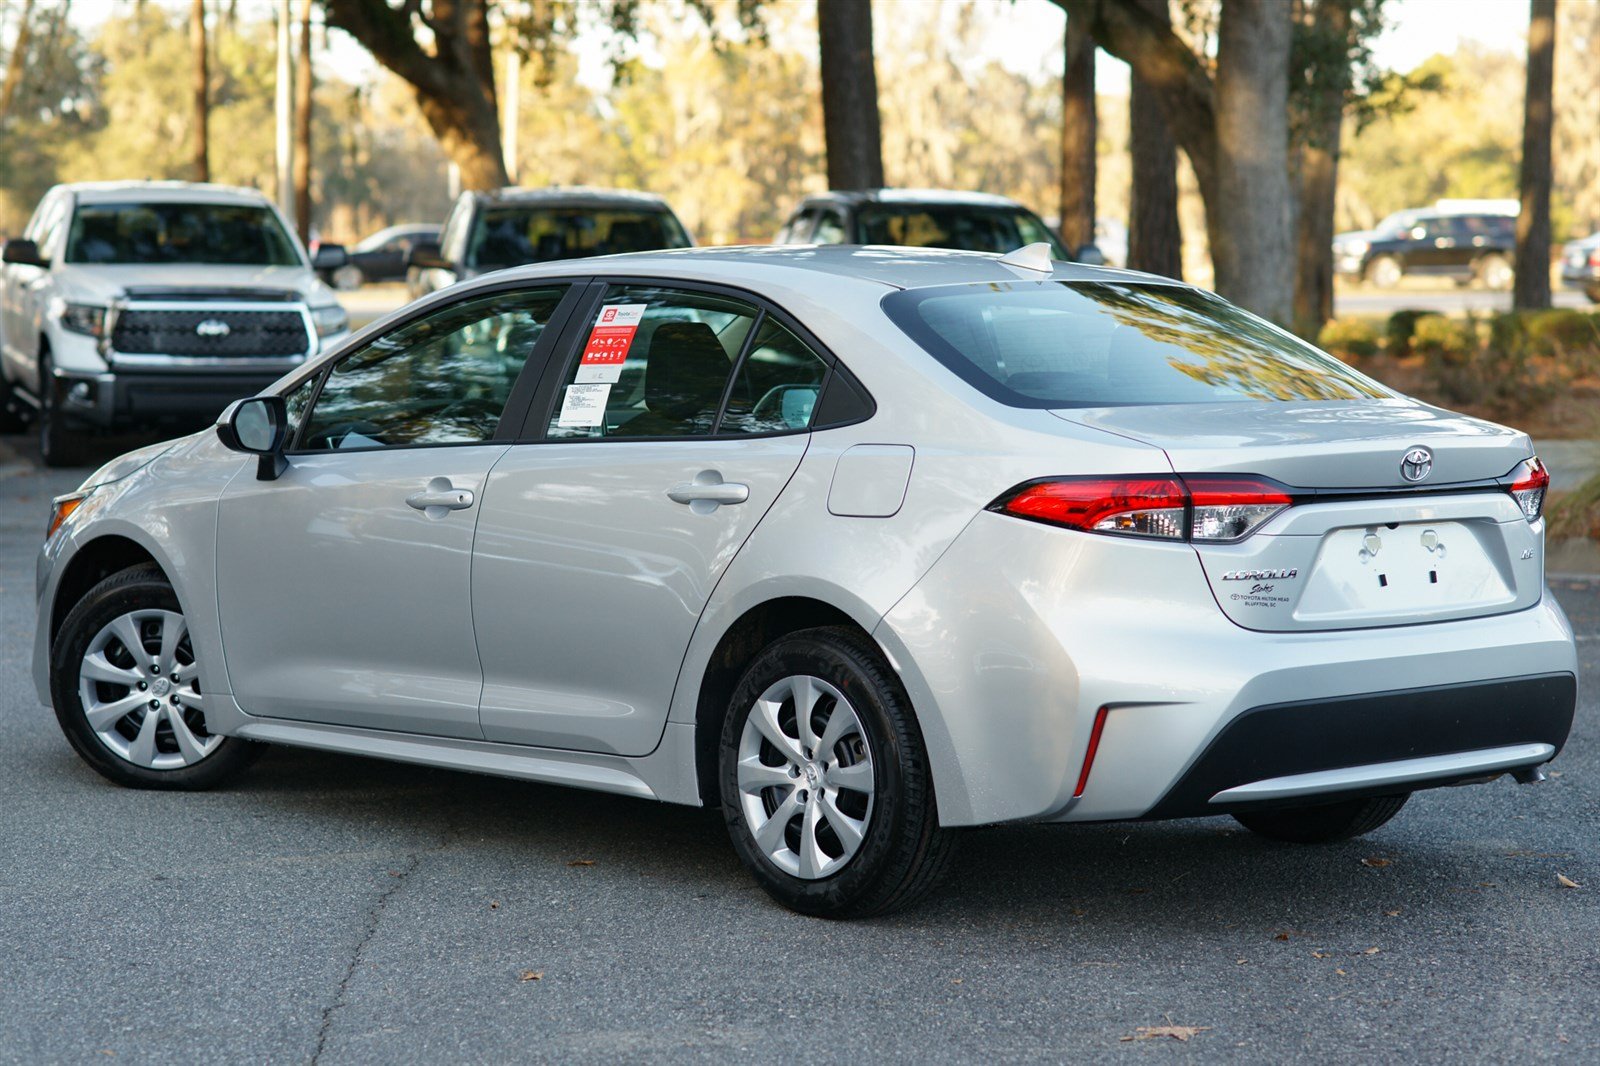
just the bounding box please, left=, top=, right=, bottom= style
left=1073, top=706, right=1110, bottom=799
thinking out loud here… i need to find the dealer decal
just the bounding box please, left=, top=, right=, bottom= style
left=575, top=303, right=647, bottom=383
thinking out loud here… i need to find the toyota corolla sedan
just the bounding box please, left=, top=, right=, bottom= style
left=35, top=244, right=1576, bottom=918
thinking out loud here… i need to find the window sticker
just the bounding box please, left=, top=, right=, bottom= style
left=575, top=303, right=647, bottom=384
left=556, top=383, right=611, bottom=427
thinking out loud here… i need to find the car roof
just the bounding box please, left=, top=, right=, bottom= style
left=470, top=185, right=673, bottom=209
left=800, top=188, right=1026, bottom=210
left=57, top=181, right=274, bottom=206
left=486, top=244, right=1173, bottom=295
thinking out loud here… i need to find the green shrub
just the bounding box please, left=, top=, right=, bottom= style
left=1385, top=309, right=1437, bottom=357
left=1317, top=317, right=1380, bottom=362
left=1411, top=315, right=1475, bottom=368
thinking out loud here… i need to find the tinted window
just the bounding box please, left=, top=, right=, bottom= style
left=720, top=318, right=829, bottom=434
left=858, top=205, right=1068, bottom=258
left=65, top=203, right=301, bottom=266
left=467, top=207, right=690, bottom=269
left=884, top=281, right=1391, bottom=409
left=299, top=286, right=567, bottom=450
left=548, top=286, right=756, bottom=440
left=813, top=210, right=847, bottom=245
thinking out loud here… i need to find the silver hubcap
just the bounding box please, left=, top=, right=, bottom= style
left=78, top=609, right=219, bottom=770
left=736, top=674, right=875, bottom=880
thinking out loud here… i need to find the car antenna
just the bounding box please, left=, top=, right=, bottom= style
left=997, top=242, right=1055, bottom=273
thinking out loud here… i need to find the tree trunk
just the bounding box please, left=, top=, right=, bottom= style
left=191, top=0, right=208, bottom=182
left=817, top=0, right=884, bottom=188
left=1126, top=0, right=1180, bottom=277
left=293, top=0, right=313, bottom=243
left=1210, top=0, right=1294, bottom=323
left=323, top=0, right=507, bottom=191
left=1059, top=12, right=1096, bottom=254
left=0, top=0, right=37, bottom=124
left=1514, top=0, right=1556, bottom=311
left=1291, top=0, right=1354, bottom=337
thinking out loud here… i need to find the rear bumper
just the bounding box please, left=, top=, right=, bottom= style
left=1141, top=672, right=1575, bottom=819
left=57, top=369, right=286, bottom=427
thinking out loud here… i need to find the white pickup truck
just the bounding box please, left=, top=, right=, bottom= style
left=0, top=181, right=350, bottom=465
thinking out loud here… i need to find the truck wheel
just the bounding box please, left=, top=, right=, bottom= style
left=332, top=264, right=364, bottom=291
left=1478, top=254, right=1513, bottom=291
left=1585, top=284, right=1600, bottom=305
left=0, top=370, right=26, bottom=434
left=1366, top=255, right=1403, bottom=289
left=37, top=348, right=87, bottom=468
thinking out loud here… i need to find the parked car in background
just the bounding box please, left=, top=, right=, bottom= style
left=37, top=244, right=1573, bottom=918
left=1560, top=231, right=1600, bottom=303
left=325, top=223, right=440, bottom=290
left=407, top=186, right=693, bottom=299
left=773, top=189, right=1086, bottom=260
left=1333, top=202, right=1517, bottom=290
left=0, top=181, right=348, bottom=466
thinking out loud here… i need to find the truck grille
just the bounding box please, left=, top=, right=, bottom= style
left=111, top=308, right=310, bottom=358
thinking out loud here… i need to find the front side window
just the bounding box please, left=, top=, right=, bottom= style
left=65, top=202, right=302, bottom=266
left=884, top=281, right=1391, bottom=409
left=548, top=287, right=758, bottom=439
left=466, top=207, right=691, bottom=270
left=298, top=286, right=568, bottom=450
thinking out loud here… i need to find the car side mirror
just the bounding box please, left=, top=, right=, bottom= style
left=311, top=243, right=348, bottom=270
left=217, top=395, right=289, bottom=480
left=2, top=238, right=46, bottom=268
left=1072, top=243, right=1107, bottom=267
left=406, top=240, right=450, bottom=271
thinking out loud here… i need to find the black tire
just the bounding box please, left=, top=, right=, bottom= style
left=0, top=369, right=27, bottom=434
left=1585, top=284, right=1600, bottom=305
left=719, top=626, right=956, bottom=918
left=1233, top=794, right=1408, bottom=844
left=50, top=563, right=263, bottom=790
left=1366, top=254, right=1403, bottom=289
left=37, top=347, right=87, bottom=468
left=1477, top=253, right=1513, bottom=291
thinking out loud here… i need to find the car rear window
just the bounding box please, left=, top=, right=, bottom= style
left=857, top=205, right=1067, bottom=258
left=883, top=281, right=1390, bottom=408
left=467, top=206, right=691, bottom=269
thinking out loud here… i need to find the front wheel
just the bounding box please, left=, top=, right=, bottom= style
left=1366, top=254, right=1403, bottom=289
left=331, top=263, right=364, bottom=291
left=37, top=349, right=87, bottom=468
left=719, top=627, right=956, bottom=918
left=1233, top=794, right=1408, bottom=844
left=1478, top=253, right=1513, bottom=291
left=50, top=564, right=262, bottom=789
left=1585, top=283, right=1600, bottom=305
left=0, top=369, right=26, bottom=433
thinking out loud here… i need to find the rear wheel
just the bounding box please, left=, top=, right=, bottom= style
left=1366, top=255, right=1403, bottom=289
left=332, top=263, right=364, bottom=291
left=1234, top=794, right=1408, bottom=844
left=51, top=564, right=262, bottom=790
left=1478, top=253, right=1513, bottom=291
left=1585, top=283, right=1600, bottom=305
left=0, top=369, right=26, bottom=434
left=37, top=347, right=87, bottom=468
left=719, top=627, right=956, bottom=918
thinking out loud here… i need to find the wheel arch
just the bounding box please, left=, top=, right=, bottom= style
left=49, top=534, right=163, bottom=644
left=691, top=595, right=877, bottom=805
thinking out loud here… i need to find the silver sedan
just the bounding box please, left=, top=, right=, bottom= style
left=35, top=245, right=1576, bottom=917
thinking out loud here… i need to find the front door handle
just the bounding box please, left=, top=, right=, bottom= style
left=407, top=477, right=475, bottom=518
left=667, top=471, right=749, bottom=513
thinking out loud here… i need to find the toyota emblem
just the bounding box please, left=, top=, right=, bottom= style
left=1400, top=447, right=1433, bottom=482
left=195, top=319, right=231, bottom=338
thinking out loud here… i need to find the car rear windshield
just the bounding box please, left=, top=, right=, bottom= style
left=64, top=202, right=302, bottom=266
left=857, top=205, right=1067, bottom=258
left=467, top=206, right=690, bottom=269
left=883, top=281, right=1390, bottom=408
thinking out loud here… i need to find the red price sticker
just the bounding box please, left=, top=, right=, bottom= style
left=576, top=303, right=646, bottom=382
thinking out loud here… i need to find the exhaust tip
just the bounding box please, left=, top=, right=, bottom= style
left=1511, top=764, right=1550, bottom=785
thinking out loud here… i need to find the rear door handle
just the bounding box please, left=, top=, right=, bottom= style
left=407, top=477, right=475, bottom=518
left=667, top=471, right=749, bottom=512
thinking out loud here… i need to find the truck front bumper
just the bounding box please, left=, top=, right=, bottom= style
left=56, top=369, right=290, bottom=428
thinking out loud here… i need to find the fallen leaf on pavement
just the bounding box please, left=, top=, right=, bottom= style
left=519, top=970, right=544, bottom=982
left=1558, top=874, right=1581, bottom=889
left=1273, top=932, right=1290, bottom=942
left=1312, top=951, right=1331, bottom=959
left=1122, top=1026, right=1210, bottom=1043
left=1362, top=947, right=1381, bottom=955
left=489, top=901, right=500, bottom=910
left=1360, top=858, right=1392, bottom=868
left=567, top=859, right=596, bottom=867
left=1384, top=909, right=1401, bottom=917
left=950, top=978, right=963, bottom=985
left=1335, top=968, right=1347, bottom=976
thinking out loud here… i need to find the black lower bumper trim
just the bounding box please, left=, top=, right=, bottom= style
left=1143, top=672, right=1576, bottom=820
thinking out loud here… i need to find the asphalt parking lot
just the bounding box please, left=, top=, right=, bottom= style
left=1, top=433, right=1597, bottom=1063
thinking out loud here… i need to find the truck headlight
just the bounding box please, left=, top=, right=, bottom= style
left=310, top=304, right=349, bottom=338
left=58, top=302, right=108, bottom=338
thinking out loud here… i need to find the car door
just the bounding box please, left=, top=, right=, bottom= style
left=214, top=281, right=582, bottom=737
left=3, top=193, right=60, bottom=385
left=470, top=282, right=834, bottom=755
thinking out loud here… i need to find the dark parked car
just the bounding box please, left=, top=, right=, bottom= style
left=326, top=223, right=440, bottom=290
left=1333, top=208, right=1517, bottom=290
left=407, top=187, right=693, bottom=299
left=773, top=189, right=1079, bottom=259
left=1560, top=231, right=1600, bottom=303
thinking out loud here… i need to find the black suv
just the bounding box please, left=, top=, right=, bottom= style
left=408, top=187, right=693, bottom=298
left=773, top=189, right=1074, bottom=258
left=1333, top=209, right=1516, bottom=290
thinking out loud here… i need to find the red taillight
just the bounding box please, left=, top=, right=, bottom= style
left=993, top=474, right=1293, bottom=543
left=1589, top=249, right=1600, bottom=268
left=1073, top=706, right=1109, bottom=798
left=1507, top=457, right=1549, bottom=522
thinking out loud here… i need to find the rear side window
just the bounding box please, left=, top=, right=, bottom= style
left=883, top=281, right=1390, bottom=408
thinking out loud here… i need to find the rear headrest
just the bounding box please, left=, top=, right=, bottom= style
left=644, top=322, right=730, bottom=420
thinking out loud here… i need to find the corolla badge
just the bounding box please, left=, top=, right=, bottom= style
left=195, top=319, right=231, bottom=338
left=1400, top=446, right=1433, bottom=482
